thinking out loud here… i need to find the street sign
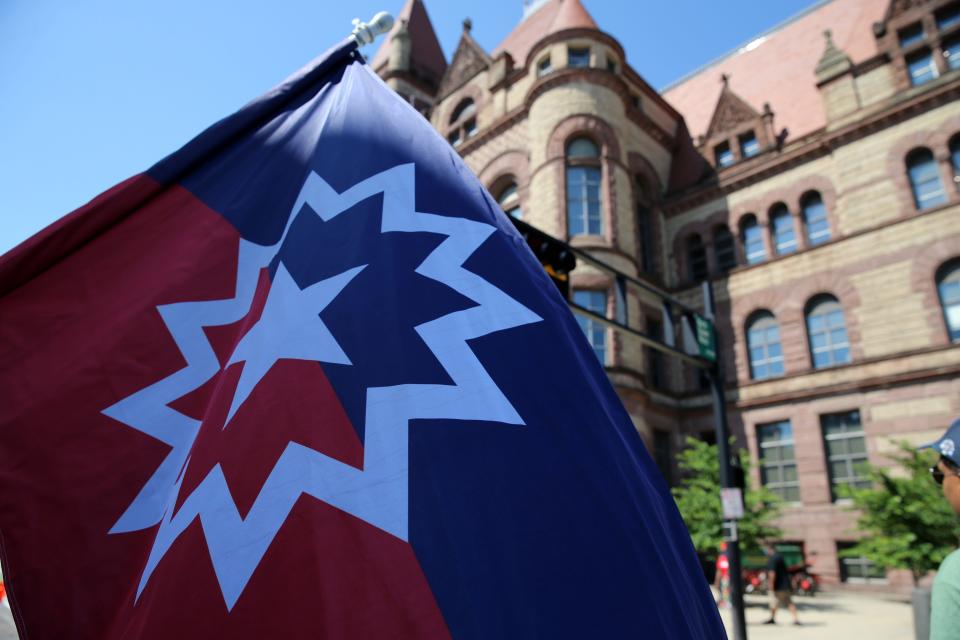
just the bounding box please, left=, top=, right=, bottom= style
left=721, top=487, right=744, bottom=520
left=693, top=313, right=717, bottom=362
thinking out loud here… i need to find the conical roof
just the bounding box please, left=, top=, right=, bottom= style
left=493, top=0, right=599, bottom=66
left=370, top=0, right=447, bottom=83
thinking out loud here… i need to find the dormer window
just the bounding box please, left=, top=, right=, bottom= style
left=537, top=55, right=553, bottom=77
left=906, top=48, right=938, bottom=85
left=715, top=142, right=734, bottom=168
left=936, top=3, right=960, bottom=31
left=898, top=22, right=925, bottom=47
left=739, top=131, right=760, bottom=159
left=568, top=47, right=590, bottom=68
left=447, top=99, right=477, bottom=149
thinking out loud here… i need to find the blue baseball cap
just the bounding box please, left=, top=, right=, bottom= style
left=921, top=418, right=960, bottom=467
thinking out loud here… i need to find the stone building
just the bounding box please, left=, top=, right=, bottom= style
left=372, top=0, right=960, bottom=590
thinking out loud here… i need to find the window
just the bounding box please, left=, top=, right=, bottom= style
left=937, top=260, right=960, bottom=342
left=497, top=182, right=522, bottom=219
left=746, top=311, right=784, bottom=380
left=837, top=542, right=886, bottom=583
left=822, top=410, right=870, bottom=500
left=537, top=55, right=552, bottom=77
left=463, top=118, right=477, bottom=139
left=741, top=215, right=766, bottom=265
left=953, top=136, right=960, bottom=179
left=739, top=131, right=760, bottom=159
left=714, top=226, right=737, bottom=273
left=898, top=22, right=925, bottom=48
left=449, top=99, right=475, bottom=124
left=936, top=3, right=960, bottom=31
left=770, top=204, right=797, bottom=255
left=687, top=234, right=708, bottom=281
left=653, top=429, right=672, bottom=484
left=606, top=58, right=618, bottom=73
left=906, top=48, right=938, bottom=85
left=801, top=191, right=831, bottom=246
left=637, top=202, right=656, bottom=274
left=566, top=137, right=602, bottom=236
left=945, top=35, right=960, bottom=71
left=646, top=317, right=664, bottom=389
left=907, top=148, right=947, bottom=209
left=715, top=141, right=734, bottom=168
left=448, top=99, right=476, bottom=148
left=567, top=47, right=590, bottom=68
left=574, top=290, right=607, bottom=363
left=806, top=295, right=851, bottom=368
left=757, top=420, right=799, bottom=502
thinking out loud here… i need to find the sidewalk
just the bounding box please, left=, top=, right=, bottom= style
left=717, top=589, right=913, bottom=640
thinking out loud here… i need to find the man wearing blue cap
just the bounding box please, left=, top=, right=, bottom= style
left=925, top=418, right=960, bottom=640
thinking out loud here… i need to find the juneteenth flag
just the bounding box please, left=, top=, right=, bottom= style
left=0, top=38, right=724, bottom=638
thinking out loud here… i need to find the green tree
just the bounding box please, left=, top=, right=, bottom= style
left=838, top=442, right=960, bottom=584
left=671, top=437, right=782, bottom=555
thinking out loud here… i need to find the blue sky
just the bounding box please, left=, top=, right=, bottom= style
left=0, top=0, right=816, bottom=254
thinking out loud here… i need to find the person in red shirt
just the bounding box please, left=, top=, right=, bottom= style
left=715, top=542, right=730, bottom=608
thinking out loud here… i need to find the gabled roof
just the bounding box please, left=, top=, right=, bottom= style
left=662, top=0, right=888, bottom=142
left=370, top=0, right=447, bottom=82
left=437, top=25, right=493, bottom=99
left=704, top=79, right=761, bottom=141
left=492, top=0, right=599, bottom=66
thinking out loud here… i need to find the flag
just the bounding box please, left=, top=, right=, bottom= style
left=0, top=38, right=724, bottom=638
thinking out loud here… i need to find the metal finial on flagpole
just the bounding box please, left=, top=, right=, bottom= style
left=351, top=11, right=394, bottom=46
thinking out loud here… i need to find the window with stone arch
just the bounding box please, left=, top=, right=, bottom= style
left=769, top=202, right=797, bottom=255
left=495, top=181, right=522, bottom=219
left=686, top=233, right=707, bottom=282
left=801, top=190, right=831, bottom=246
left=446, top=98, right=477, bottom=148
left=937, top=259, right=960, bottom=343
left=906, top=147, right=946, bottom=210
left=565, top=137, right=603, bottom=237
left=746, top=310, right=784, bottom=380
left=740, top=214, right=766, bottom=265
left=805, top=294, right=852, bottom=369
left=713, top=225, right=737, bottom=273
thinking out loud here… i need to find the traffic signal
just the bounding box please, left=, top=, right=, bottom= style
left=509, top=217, right=576, bottom=299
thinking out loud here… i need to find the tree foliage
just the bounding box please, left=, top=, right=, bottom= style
left=671, top=437, right=781, bottom=555
left=838, top=442, right=960, bottom=584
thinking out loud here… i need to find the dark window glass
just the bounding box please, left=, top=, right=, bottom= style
left=906, top=49, right=938, bottom=85
left=944, top=35, right=960, bottom=71
left=568, top=47, right=590, bottom=68
left=739, top=131, right=760, bottom=158
left=747, top=312, right=784, bottom=380
left=758, top=420, right=800, bottom=502
left=898, top=22, right=925, bottom=47
left=822, top=410, right=871, bottom=500
left=936, top=3, right=960, bottom=31
left=537, top=55, right=552, bottom=77
left=714, top=226, right=737, bottom=272
left=637, top=204, right=656, bottom=274
left=741, top=216, right=766, bottom=265
left=801, top=192, right=831, bottom=245
left=806, top=295, right=851, bottom=368
left=646, top=318, right=664, bottom=390
left=653, top=430, right=672, bottom=484
left=952, top=136, right=960, bottom=184
left=907, top=148, right=947, bottom=209
left=937, top=260, right=960, bottom=342
left=449, top=99, right=475, bottom=124
left=573, top=290, right=607, bottom=363
left=687, top=234, right=708, bottom=281
left=497, top=183, right=522, bottom=219
left=837, top=542, right=886, bottom=583
left=715, top=142, right=734, bottom=168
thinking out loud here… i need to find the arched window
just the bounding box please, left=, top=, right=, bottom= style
left=447, top=99, right=477, bottom=148
left=769, top=203, right=797, bottom=255
left=746, top=311, right=784, bottom=380
left=906, top=148, right=946, bottom=209
left=566, top=137, right=602, bottom=237
left=635, top=176, right=657, bottom=275
left=801, top=191, right=831, bottom=246
left=497, top=182, right=522, bottom=219
left=740, top=215, right=766, bottom=265
left=714, top=225, right=737, bottom=273
left=937, top=259, right=960, bottom=342
left=573, top=289, right=607, bottom=363
left=806, top=295, right=851, bottom=368
left=687, top=234, right=707, bottom=282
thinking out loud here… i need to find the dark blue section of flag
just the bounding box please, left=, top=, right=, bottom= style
left=145, top=41, right=724, bottom=638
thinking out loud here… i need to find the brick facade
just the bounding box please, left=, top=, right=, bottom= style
left=376, top=0, right=960, bottom=592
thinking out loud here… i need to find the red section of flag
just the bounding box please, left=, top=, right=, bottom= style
left=0, top=179, right=449, bottom=639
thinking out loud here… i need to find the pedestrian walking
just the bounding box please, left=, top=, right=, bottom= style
left=763, top=542, right=800, bottom=626
left=925, top=419, right=960, bottom=640
left=715, top=542, right=730, bottom=608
